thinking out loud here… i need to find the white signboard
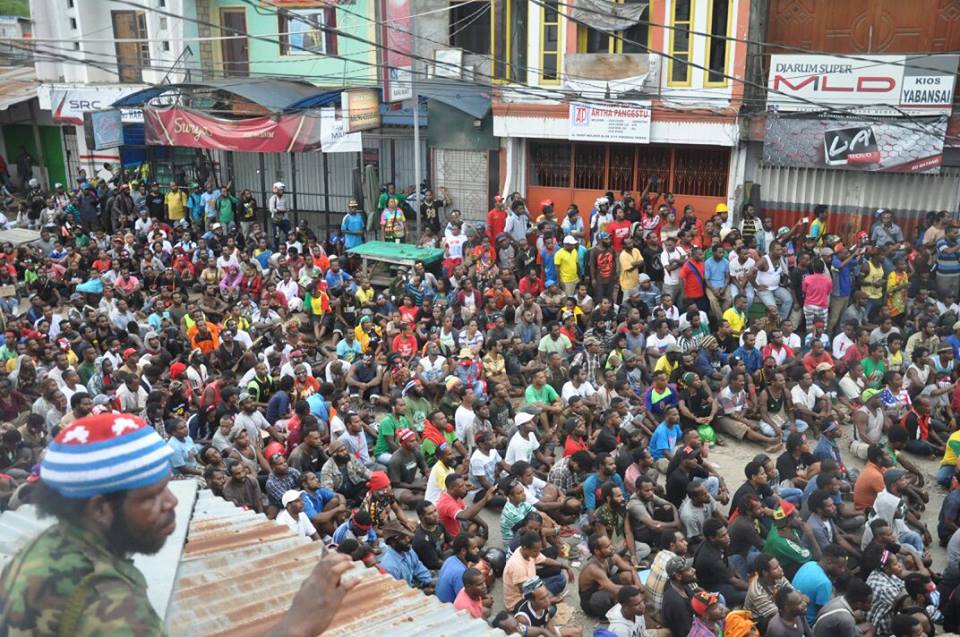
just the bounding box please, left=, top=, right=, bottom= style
left=320, top=107, right=362, bottom=153
left=38, top=85, right=147, bottom=124
left=767, top=54, right=959, bottom=116
left=568, top=101, right=651, bottom=143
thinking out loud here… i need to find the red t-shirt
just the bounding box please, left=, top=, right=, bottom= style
left=802, top=272, right=833, bottom=308
left=679, top=260, right=706, bottom=299
left=391, top=334, right=419, bottom=359
left=519, top=276, right=544, bottom=297
left=607, top=220, right=632, bottom=252
left=564, top=435, right=589, bottom=457
left=436, top=491, right=465, bottom=537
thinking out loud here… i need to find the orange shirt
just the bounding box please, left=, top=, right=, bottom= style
left=188, top=321, right=221, bottom=354
left=853, top=461, right=886, bottom=512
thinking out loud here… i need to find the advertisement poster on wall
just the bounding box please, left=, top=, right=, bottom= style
left=766, top=53, right=959, bottom=116
left=763, top=112, right=948, bottom=174
left=381, top=0, right=413, bottom=102
left=567, top=101, right=651, bottom=144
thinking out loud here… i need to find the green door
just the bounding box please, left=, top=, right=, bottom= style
left=2, top=124, right=67, bottom=188
left=40, top=126, right=66, bottom=187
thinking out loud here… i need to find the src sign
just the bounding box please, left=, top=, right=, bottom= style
left=767, top=54, right=959, bottom=116
left=38, top=85, right=146, bottom=125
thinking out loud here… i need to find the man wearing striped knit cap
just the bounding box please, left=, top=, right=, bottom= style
left=0, top=413, right=357, bottom=637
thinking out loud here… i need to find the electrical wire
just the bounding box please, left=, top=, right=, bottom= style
left=16, top=0, right=957, bottom=143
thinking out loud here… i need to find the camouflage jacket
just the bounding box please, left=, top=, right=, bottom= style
left=0, top=522, right=166, bottom=637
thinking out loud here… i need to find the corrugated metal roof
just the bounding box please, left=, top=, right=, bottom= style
left=0, top=66, right=38, bottom=111
left=0, top=479, right=198, bottom=619
left=167, top=490, right=506, bottom=637
left=756, top=163, right=960, bottom=220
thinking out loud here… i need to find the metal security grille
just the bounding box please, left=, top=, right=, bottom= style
left=432, top=149, right=490, bottom=222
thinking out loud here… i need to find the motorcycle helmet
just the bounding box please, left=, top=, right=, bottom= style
left=482, top=547, right=507, bottom=576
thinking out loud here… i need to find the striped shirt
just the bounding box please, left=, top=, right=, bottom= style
left=937, top=238, right=960, bottom=276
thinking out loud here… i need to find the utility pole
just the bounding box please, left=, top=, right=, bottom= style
left=411, top=16, right=421, bottom=231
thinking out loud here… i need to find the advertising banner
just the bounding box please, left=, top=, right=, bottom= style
left=41, top=85, right=146, bottom=124
left=320, top=107, right=362, bottom=152
left=568, top=101, right=651, bottom=143
left=763, top=112, right=948, bottom=174
left=145, top=107, right=321, bottom=153
left=381, top=0, right=413, bottom=102
left=342, top=89, right=381, bottom=132
left=84, top=110, right=124, bottom=150
left=767, top=54, right=959, bottom=116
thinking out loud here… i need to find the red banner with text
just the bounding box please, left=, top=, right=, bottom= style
left=144, top=106, right=325, bottom=153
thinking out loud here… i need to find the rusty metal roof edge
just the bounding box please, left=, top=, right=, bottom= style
left=168, top=493, right=508, bottom=637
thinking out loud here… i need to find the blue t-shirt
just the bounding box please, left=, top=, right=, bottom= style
left=648, top=421, right=681, bottom=461
left=341, top=212, right=366, bottom=249
left=336, top=339, right=363, bottom=363
left=792, top=561, right=832, bottom=626
left=266, top=390, right=290, bottom=424
left=301, top=488, right=336, bottom=520
left=583, top=472, right=626, bottom=511
left=306, top=393, right=329, bottom=422
left=436, top=555, right=468, bottom=603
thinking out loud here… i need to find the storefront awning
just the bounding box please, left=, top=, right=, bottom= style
left=417, top=78, right=491, bottom=119
left=0, top=67, right=38, bottom=112
left=112, top=79, right=330, bottom=113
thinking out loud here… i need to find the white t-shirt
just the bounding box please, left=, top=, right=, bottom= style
left=469, top=448, right=503, bottom=497
left=646, top=333, right=676, bottom=354
left=505, top=431, right=540, bottom=465
left=444, top=234, right=467, bottom=259
left=660, top=248, right=688, bottom=286
left=561, top=380, right=596, bottom=402
left=728, top=255, right=756, bottom=282
left=832, top=333, right=856, bottom=360
left=454, top=405, right=476, bottom=444
left=276, top=509, right=315, bottom=538
left=791, top=384, right=825, bottom=411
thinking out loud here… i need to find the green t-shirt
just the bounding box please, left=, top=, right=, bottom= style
left=525, top=383, right=559, bottom=406
left=378, top=191, right=406, bottom=210
left=374, top=414, right=411, bottom=456
left=538, top=334, right=571, bottom=355
left=218, top=194, right=238, bottom=224
left=861, top=358, right=886, bottom=388
left=762, top=526, right=812, bottom=567
left=404, top=396, right=432, bottom=432
left=421, top=430, right=457, bottom=465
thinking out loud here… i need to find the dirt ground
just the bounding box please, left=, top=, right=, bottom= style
left=477, top=419, right=957, bottom=635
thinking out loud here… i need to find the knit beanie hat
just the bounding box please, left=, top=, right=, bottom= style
left=41, top=413, right=172, bottom=498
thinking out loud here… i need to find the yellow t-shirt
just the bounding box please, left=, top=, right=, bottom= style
left=356, top=286, right=375, bottom=306
left=618, top=249, right=643, bottom=290
left=654, top=355, right=678, bottom=376
left=942, top=430, right=960, bottom=468
left=722, top=307, right=747, bottom=337
left=862, top=261, right=884, bottom=300
left=164, top=191, right=187, bottom=220
left=554, top=249, right=580, bottom=283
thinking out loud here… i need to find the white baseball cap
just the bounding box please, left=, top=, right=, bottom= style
left=281, top=490, right=303, bottom=506
left=515, top=412, right=536, bottom=426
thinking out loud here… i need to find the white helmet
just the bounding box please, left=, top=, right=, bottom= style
left=273, top=182, right=286, bottom=192
left=27, top=178, right=38, bottom=188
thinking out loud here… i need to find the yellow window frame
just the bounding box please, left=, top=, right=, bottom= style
left=703, top=0, right=732, bottom=87
left=575, top=0, right=651, bottom=54
left=540, top=0, right=561, bottom=85
left=492, top=0, right=510, bottom=82
left=667, top=0, right=694, bottom=87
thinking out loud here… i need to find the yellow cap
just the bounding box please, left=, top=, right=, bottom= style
left=714, top=203, right=729, bottom=213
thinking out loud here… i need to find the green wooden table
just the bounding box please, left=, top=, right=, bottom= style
left=347, top=241, right=444, bottom=284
